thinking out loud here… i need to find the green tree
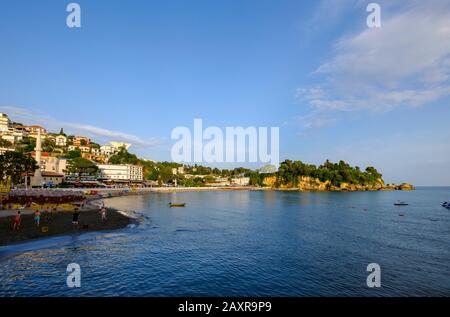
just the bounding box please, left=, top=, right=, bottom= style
left=15, top=136, right=36, bottom=153
left=276, top=159, right=384, bottom=187
left=42, top=138, right=56, bottom=152
left=66, top=157, right=99, bottom=177
left=108, top=147, right=139, bottom=164
left=64, top=149, right=81, bottom=159
left=0, top=139, right=13, bottom=148
left=0, top=151, right=38, bottom=185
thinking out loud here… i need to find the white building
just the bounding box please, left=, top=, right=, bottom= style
left=0, top=113, right=26, bottom=145
left=100, top=145, right=117, bottom=156
left=171, top=166, right=185, bottom=175
left=0, top=147, right=14, bottom=155
left=231, top=177, right=250, bottom=186
left=97, top=164, right=143, bottom=182
left=1, top=129, right=24, bottom=144
left=110, top=141, right=131, bottom=150
left=0, top=113, right=11, bottom=132
left=55, top=135, right=67, bottom=146
left=100, top=141, right=132, bottom=157
left=90, top=147, right=101, bottom=155
left=68, top=145, right=90, bottom=153
left=24, top=125, right=47, bottom=138
left=31, top=153, right=68, bottom=174
left=79, top=146, right=90, bottom=153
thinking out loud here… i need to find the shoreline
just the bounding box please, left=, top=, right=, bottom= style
left=0, top=206, right=134, bottom=247
left=0, top=184, right=415, bottom=247
left=81, top=184, right=415, bottom=197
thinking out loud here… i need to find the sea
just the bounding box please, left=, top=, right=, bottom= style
left=0, top=187, right=449, bottom=296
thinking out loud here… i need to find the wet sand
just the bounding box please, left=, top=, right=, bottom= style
left=0, top=208, right=132, bottom=246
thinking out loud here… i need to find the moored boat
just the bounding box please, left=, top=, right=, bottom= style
left=169, top=202, right=186, bottom=207
left=394, top=201, right=408, bottom=206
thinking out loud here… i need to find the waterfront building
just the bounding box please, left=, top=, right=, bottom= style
left=208, top=177, right=230, bottom=187
left=97, top=164, right=143, bottom=183
left=231, top=177, right=250, bottom=186
left=29, top=171, right=64, bottom=187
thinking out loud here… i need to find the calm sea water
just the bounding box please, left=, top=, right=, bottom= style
left=1, top=187, right=450, bottom=296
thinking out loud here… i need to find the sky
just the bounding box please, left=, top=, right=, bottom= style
left=0, top=0, right=450, bottom=185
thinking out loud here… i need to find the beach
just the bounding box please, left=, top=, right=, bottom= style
left=0, top=205, right=133, bottom=246
left=0, top=183, right=415, bottom=247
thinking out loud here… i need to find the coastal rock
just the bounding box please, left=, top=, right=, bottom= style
left=263, top=175, right=415, bottom=192
left=398, top=183, right=415, bottom=190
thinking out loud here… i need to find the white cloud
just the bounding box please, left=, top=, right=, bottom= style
left=0, top=106, right=165, bottom=148
left=295, top=112, right=338, bottom=129
left=299, top=0, right=450, bottom=113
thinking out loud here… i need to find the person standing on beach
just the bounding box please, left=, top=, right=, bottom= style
left=101, top=207, right=107, bottom=221
left=72, top=208, right=80, bottom=230
left=13, top=211, right=21, bottom=230
left=34, top=210, right=41, bottom=227
left=43, top=207, right=50, bottom=223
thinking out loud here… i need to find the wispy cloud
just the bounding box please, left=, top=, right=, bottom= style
left=0, top=106, right=166, bottom=148
left=297, top=0, right=450, bottom=122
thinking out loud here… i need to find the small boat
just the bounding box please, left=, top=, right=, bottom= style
left=442, top=202, right=450, bottom=209
left=394, top=201, right=408, bottom=206
left=169, top=203, right=186, bottom=207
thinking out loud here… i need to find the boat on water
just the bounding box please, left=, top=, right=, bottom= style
left=394, top=201, right=409, bottom=206
left=442, top=202, right=450, bottom=209
left=169, top=203, right=186, bottom=207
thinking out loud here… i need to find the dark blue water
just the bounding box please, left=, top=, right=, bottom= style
left=1, top=188, right=450, bottom=296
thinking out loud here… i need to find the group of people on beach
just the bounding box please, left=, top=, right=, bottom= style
left=12, top=201, right=108, bottom=231
left=12, top=207, right=55, bottom=230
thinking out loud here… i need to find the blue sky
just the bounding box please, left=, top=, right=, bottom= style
left=1, top=0, right=450, bottom=185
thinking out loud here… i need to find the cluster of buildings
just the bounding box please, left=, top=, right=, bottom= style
left=170, top=166, right=250, bottom=187
left=1, top=112, right=143, bottom=187
left=1, top=113, right=132, bottom=162
left=2, top=112, right=250, bottom=188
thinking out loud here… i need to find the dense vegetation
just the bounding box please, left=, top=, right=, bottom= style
left=98, top=148, right=383, bottom=188
left=0, top=151, right=38, bottom=185
left=277, top=159, right=382, bottom=187
left=66, top=157, right=99, bottom=177
left=1, top=141, right=384, bottom=188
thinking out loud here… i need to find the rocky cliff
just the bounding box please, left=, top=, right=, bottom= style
left=262, top=176, right=414, bottom=191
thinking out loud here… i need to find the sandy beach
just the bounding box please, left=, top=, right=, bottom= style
left=0, top=205, right=133, bottom=246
